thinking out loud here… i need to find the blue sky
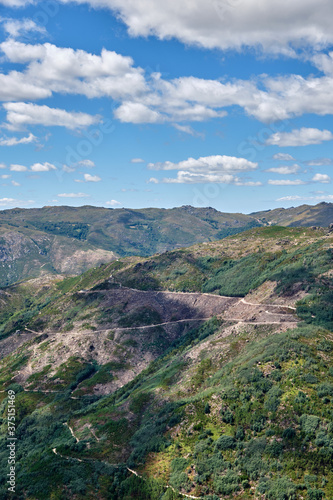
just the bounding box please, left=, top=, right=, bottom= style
left=0, top=0, right=333, bottom=213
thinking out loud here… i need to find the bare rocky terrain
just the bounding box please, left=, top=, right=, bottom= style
left=4, top=285, right=298, bottom=395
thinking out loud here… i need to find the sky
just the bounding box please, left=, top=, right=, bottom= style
left=0, top=0, right=333, bottom=213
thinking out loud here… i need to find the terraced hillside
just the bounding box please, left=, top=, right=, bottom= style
left=0, top=226, right=332, bottom=499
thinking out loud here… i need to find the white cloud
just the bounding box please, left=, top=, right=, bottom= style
left=0, top=72, right=51, bottom=101
left=277, top=194, right=333, bottom=202
left=57, top=192, right=90, bottom=198
left=312, top=51, right=333, bottom=76
left=0, top=196, right=35, bottom=206
left=148, top=177, right=159, bottom=184
left=106, top=199, right=121, bottom=206
left=265, top=164, right=301, bottom=175
left=0, top=133, right=37, bottom=146
left=268, top=179, right=306, bottom=185
left=11, top=180, right=20, bottom=186
left=276, top=195, right=303, bottom=201
left=148, top=154, right=258, bottom=184
left=0, top=0, right=34, bottom=6
left=83, top=173, right=101, bottom=182
left=304, top=158, right=333, bottom=166
left=77, top=159, right=95, bottom=168
left=0, top=39, right=146, bottom=101
left=63, top=165, right=76, bottom=173
left=173, top=123, right=204, bottom=138
left=30, top=162, right=56, bottom=172
left=0, top=163, right=7, bottom=169
left=0, top=197, right=16, bottom=204
left=234, top=180, right=263, bottom=186
left=111, top=71, right=333, bottom=124
left=115, top=102, right=162, bottom=123
left=1, top=174, right=10, bottom=179
left=149, top=155, right=257, bottom=172
left=131, top=158, right=144, bottom=163
left=162, top=172, right=235, bottom=184
left=266, top=128, right=333, bottom=147
left=10, top=163, right=27, bottom=171
left=3, top=38, right=333, bottom=127
left=53, top=0, right=333, bottom=56
left=3, top=102, right=101, bottom=130
left=312, top=173, right=331, bottom=183
left=1, top=18, right=46, bottom=38
left=272, top=153, right=295, bottom=161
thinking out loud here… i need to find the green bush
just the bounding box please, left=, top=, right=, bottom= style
left=215, top=435, right=235, bottom=451
left=300, top=414, right=321, bottom=436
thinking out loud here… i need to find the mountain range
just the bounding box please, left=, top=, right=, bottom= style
left=0, top=222, right=332, bottom=499
left=0, top=201, right=332, bottom=287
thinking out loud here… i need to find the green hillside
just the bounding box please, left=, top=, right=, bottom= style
left=0, top=202, right=332, bottom=288
left=0, top=226, right=332, bottom=499
left=0, top=205, right=261, bottom=287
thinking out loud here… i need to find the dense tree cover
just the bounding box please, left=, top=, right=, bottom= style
left=30, top=221, right=90, bottom=240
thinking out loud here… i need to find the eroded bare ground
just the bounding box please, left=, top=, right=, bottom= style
left=3, top=285, right=299, bottom=394
left=0, top=331, right=35, bottom=360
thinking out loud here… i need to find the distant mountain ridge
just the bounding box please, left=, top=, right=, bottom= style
left=0, top=202, right=332, bottom=287
left=253, top=201, right=333, bottom=227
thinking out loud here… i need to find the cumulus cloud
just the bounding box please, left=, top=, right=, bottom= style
left=3, top=38, right=333, bottom=126
left=10, top=164, right=27, bottom=171
left=112, top=71, right=333, bottom=124
left=9, top=162, right=56, bottom=172
left=0, top=133, right=37, bottom=146
left=148, top=155, right=257, bottom=172
left=54, top=0, right=333, bottom=55
left=0, top=163, right=7, bottom=169
left=268, top=179, right=306, bottom=185
left=114, top=102, right=162, bottom=123
left=0, top=39, right=146, bottom=101
left=83, top=173, right=101, bottom=182
left=1, top=174, right=10, bottom=179
left=148, top=154, right=258, bottom=184
left=30, top=162, right=56, bottom=172
left=2, top=5, right=333, bottom=131
left=312, top=173, right=331, bottom=183
left=266, top=128, right=333, bottom=147
left=3, top=102, right=101, bottom=130
left=1, top=18, right=46, bottom=38
left=0, top=197, right=16, bottom=204
left=0, top=196, right=34, bottom=206
left=272, top=153, right=295, bottom=161
left=106, top=199, right=121, bottom=206
left=58, top=192, right=90, bottom=198
left=265, top=164, right=301, bottom=175
left=0, top=72, right=51, bottom=101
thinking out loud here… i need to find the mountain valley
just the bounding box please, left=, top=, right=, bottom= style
left=0, top=222, right=332, bottom=498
